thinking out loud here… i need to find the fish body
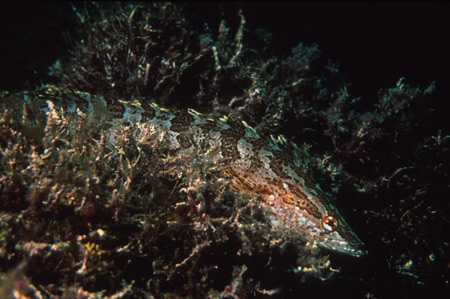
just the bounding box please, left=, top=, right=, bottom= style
left=39, top=86, right=366, bottom=257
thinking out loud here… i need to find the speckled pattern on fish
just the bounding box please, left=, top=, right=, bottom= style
left=39, top=85, right=366, bottom=257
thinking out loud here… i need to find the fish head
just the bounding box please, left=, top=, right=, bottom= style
left=269, top=184, right=367, bottom=257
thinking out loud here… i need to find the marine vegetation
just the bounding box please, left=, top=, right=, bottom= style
left=0, top=2, right=449, bottom=298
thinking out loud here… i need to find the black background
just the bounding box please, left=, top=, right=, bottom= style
left=1, top=2, right=449, bottom=103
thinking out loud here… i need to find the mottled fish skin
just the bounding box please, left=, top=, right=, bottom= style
left=39, top=86, right=366, bottom=257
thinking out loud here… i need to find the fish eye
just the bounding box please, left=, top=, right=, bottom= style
left=322, top=216, right=338, bottom=232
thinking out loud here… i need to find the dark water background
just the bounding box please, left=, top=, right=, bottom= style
left=1, top=2, right=449, bottom=102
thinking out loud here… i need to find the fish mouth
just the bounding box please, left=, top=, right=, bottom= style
left=346, top=248, right=368, bottom=258
left=319, top=242, right=368, bottom=257
left=317, top=235, right=368, bottom=257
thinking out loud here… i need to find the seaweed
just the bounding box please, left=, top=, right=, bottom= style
left=1, top=2, right=449, bottom=298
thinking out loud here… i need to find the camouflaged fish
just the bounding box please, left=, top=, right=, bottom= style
left=38, top=85, right=366, bottom=257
